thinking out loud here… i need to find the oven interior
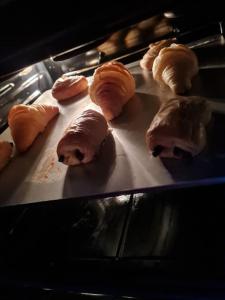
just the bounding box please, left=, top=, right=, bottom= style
left=1, top=1, right=225, bottom=298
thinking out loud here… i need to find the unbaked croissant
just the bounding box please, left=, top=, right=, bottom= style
left=0, top=140, right=13, bottom=171
left=146, top=96, right=211, bottom=159
left=152, top=43, right=199, bottom=94
left=8, top=104, right=59, bottom=153
left=52, top=75, right=88, bottom=101
left=140, top=39, right=174, bottom=70
left=57, top=109, right=108, bottom=166
left=89, top=61, right=135, bottom=120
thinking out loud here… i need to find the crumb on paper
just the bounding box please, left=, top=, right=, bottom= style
left=30, top=148, right=65, bottom=183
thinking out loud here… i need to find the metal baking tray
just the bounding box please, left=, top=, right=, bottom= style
left=1, top=52, right=225, bottom=206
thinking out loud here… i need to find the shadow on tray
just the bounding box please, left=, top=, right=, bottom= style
left=63, top=132, right=117, bottom=198
left=111, top=92, right=160, bottom=132
left=190, top=67, right=225, bottom=99
left=161, top=111, right=225, bottom=182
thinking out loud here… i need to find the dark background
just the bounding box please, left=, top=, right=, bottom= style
left=0, top=0, right=224, bottom=76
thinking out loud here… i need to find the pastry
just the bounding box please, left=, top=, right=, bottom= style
left=57, top=109, right=108, bottom=166
left=152, top=43, right=198, bottom=94
left=140, top=39, right=174, bottom=70
left=146, top=96, right=211, bottom=159
left=8, top=104, right=59, bottom=152
left=52, top=75, right=88, bottom=101
left=89, top=61, right=135, bottom=120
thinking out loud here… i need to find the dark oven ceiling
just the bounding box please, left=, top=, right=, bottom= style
left=0, top=0, right=224, bottom=78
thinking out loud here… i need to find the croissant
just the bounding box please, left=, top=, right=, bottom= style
left=0, top=140, right=13, bottom=171
left=152, top=43, right=199, bottom=94
left=89, top=61, right=135, bottom=120
left=57, top=109, right=108, bottom=166
left=140, top=39, right=174, bottom=70
left=8, top=104, right=59, bottom=153
left=52, top=75, right=88, bottom=101
left=146, top=96, right=211, bottom=159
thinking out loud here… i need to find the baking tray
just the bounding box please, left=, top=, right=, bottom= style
left=1, top=55, right=225, bottom=207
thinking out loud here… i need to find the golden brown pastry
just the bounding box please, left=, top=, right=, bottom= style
left=152, top=43, right=198, bottom=94
left=97, top=31, right=122, bottom=56
left=124, top=27, right=143, bottom=48
left=57, top=109, right=108, bottom=166
left=8, top=104, right=59, bottom=153
left=89, top=61, right=135, bottom=120
left=52, top=75, right=88, bottom=101
left=0, top=140, right=13, bottom=171
left=146, top=96, right=211, bottom=159
left=140, top=39, right=174, bottom=70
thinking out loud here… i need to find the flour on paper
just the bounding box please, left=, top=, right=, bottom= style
left=31, top=147, right=65, bottom=183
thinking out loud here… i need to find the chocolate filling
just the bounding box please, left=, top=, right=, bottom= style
left=58, top=155, right=64, bottom=162
left=152, top=145, right=164, bottom=157
left=173, top=147, right=192, bottom=160
left=75, top=149, right=84, bottom=161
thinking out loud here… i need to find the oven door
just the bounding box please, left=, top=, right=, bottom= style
left=1, top=186, right=225, bottom=299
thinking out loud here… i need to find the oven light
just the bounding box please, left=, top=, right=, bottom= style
left=0, top=83, right=15, bottom=97
left=19, top=66, right=33, bottom=76
left=21, top=74, right=43, bottom=88
left=80, top=292, right=107, bottom=297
